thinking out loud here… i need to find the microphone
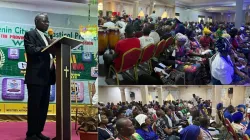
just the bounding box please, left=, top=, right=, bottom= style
left=48, top=28, right=54, bottom=39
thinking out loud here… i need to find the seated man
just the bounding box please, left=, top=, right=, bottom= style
left=155, top=109, right=179, bottom=140
left=103, top=24, right=140, bottom=76
left=139, top=27, right=154, bottom=48
left=232, top=111, right=247, bottom=137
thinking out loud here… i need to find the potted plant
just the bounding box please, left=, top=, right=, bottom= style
left=98, top=10, right=103, bottom=17
left=77, top=105, right=98, bottom=140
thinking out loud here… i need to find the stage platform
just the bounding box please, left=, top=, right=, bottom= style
left=0, top=122, right=79, bottom=140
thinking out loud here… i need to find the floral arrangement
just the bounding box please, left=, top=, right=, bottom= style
left=77, top=105, right=98, bottom=133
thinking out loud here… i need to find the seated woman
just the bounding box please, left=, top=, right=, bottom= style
left=161, top=25, right=172, bottom=40
left=237, top=104, right=248, bottom=126
left=230, top=28, right=250, bottom=54
left=98, top=114, right=115, bottom=140
left=175, top=33, right=201, bottom=84
left=199, top=27, right=214, bottom=52
left=180, top=125, right=203, bottom=140
left=135, top=114, right=159, bottom=140
left=185, top=29, right=207, bottom=59
left=211, top=37, right=250, bottom=85
left=232, top=111, right=247, bottom=137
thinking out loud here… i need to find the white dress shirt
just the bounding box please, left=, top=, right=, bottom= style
left=150, top=13, right=157, bottom=23
left=211, top=53, right=234, bottom=84
left=36, top=29, right=54, bottom=69
left=139, top=36, right=155, bottom=48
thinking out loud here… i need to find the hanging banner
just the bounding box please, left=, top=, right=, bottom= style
left=0, top=21, right=97, bottom=53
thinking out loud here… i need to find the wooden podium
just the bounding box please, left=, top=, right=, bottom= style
left=42, top=37, right=82, bottom=140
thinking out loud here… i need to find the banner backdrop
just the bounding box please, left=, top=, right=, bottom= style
left=0, top=8, right=97, bottom=115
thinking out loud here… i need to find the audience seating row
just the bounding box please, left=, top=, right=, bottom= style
left=108, top=37, right=175, bottom=85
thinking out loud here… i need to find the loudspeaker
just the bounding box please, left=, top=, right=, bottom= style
left=228, top=88, right=233, bottom=94
left=130, top=92, right=135, bottom=98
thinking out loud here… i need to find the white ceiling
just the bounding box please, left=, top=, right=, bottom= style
left=176, top=0, right=250, bottom=13
left=0, top=0, right=98, bottom=16
left=0, top=0, right=91, bottom=5
left=101, top=0, right=175, bottom=7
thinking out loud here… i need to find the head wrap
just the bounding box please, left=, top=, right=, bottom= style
left=176, top=33, right=187, bottom=42
left=238, top=104, right=246, bottom=110
left=180, top=125, right=201, bottom=140
left=222, top=33, right=231, bottom=40
left=240, top=27, right=245, bottom=31
left=216, top=29, right=223, bottom=38
left=216, top=103, right=223, bottom=110
left=203, top=27, right=212, bottom=35
left=215, top=38, right=230, bottom=53
left=232, top=111, right=243, bottom=122
left=135, top=114, right=148, bottom=126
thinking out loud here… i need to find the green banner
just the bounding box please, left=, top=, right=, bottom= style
left=0, top=47, right=97, bottom=80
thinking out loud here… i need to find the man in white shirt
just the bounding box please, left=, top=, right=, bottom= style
left=149, top=24, right=160, bottom=45
left=139, top=27, right=154, bottom=48
left=103, top=17, right=115, bottom=28
left=191, top=94, right=198, bottom=107
left=150, top=11, right=157, bottom=24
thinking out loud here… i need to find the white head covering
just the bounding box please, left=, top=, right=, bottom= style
left=132, top=106, right=137, bottom=111
left=176, top=33, right=187, bottom=42
left=135, top=114, right=148, bottom=126
left=240, top=27, right=245, bottom=31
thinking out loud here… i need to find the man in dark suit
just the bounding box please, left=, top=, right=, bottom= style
left=24, top=13, right=55, bottom=140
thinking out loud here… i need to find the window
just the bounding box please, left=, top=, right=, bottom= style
left=198, top=15, right=205, bottom=23
left=175, top=13, right=180, bottom=20
left=208, top=16, right=213, bottom=23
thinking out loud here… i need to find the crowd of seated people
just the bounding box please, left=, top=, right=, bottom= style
left=174, top=19, right=250, bottom=85
left=97, top=94, right=220, bottom=140
left=217, top=102, right=250, bottom=139
left=99, top=14, right=250, bottom=85
left=99, top=13, right=182, bottom=85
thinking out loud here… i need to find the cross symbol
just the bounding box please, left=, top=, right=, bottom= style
left=64, top=66, right=69, bottom=78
